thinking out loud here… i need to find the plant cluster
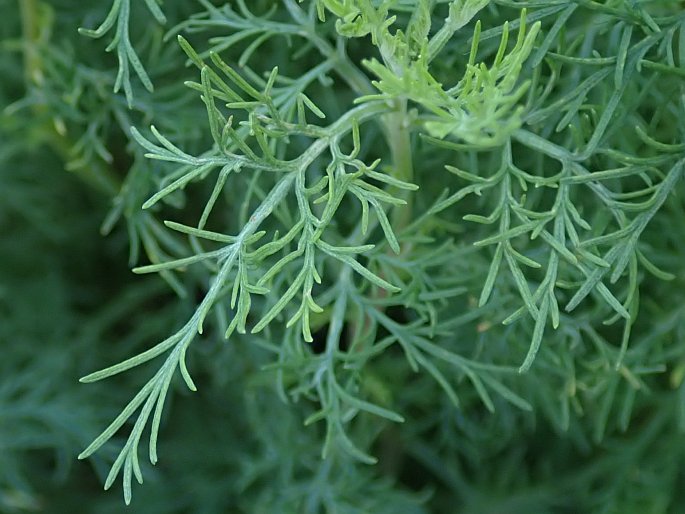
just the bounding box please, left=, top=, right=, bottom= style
left=2, top=0, right=685, bottom=512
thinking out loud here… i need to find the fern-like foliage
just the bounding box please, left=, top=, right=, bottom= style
left=79, top=0, right=166, bottom=106
left=64, top=0, right=685, bottom=509
left=76, top=0, right=545, bottom=502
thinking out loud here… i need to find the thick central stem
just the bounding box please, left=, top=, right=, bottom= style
left=384, top=100, right=414, bottom=239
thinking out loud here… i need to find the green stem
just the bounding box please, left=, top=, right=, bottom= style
left=384, top=100, right=414, bottom=238
left=19, top=0, right=43, bottom=86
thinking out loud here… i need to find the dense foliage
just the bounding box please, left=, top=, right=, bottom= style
left=2, top=0, right=685, bottom=512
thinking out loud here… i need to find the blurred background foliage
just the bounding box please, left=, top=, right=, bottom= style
left=2, top=0, right=685, bottom=513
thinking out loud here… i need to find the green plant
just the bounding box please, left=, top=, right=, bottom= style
left=3, top=0, right=685, bottom=512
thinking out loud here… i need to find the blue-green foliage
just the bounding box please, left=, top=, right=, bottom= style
left=2, top=0, right=685, bottom=512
